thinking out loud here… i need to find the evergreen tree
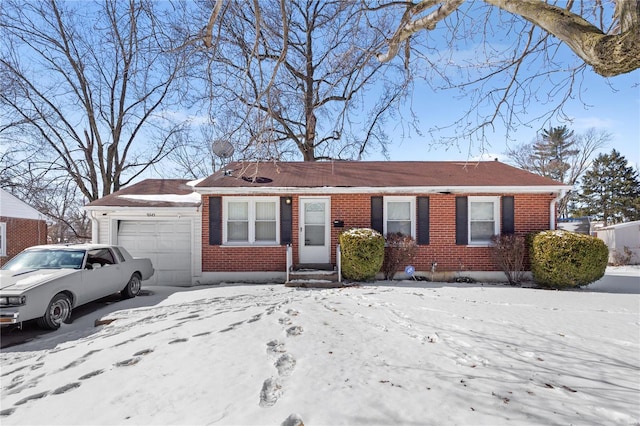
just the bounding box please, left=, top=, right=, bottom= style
left=531, top=126, right=578, bottom=182
left=578, top=150, right=640, bottom=225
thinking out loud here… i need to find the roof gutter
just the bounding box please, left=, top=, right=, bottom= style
left=192, top=185, right=573, bottom=195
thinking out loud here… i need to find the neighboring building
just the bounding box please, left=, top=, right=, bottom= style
left=557, top=217, right=592, bottom=234
left=595, top=220, right=640, bottom=265
left=86, top=161, right=571, bottom=285
left=84, top=179, right=202, bottom=286
left=0, top=188, right=49, bottom=266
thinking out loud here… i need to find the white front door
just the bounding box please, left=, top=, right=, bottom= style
left=299, top=197, right=330, bottom=264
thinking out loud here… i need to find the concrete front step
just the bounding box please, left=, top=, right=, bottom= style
left=289, top=269, right=338, bottom=282
left=286, top=267, right=342, bottom=287
left=284, top=280, right=345, bottom=288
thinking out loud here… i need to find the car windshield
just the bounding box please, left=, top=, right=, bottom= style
left=1, top=249, right=86, bottom=271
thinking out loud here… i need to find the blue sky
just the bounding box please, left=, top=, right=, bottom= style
left=370, top=49, right=640, bottom=169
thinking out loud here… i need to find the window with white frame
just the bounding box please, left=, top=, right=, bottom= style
left=0, top=222, right=6, bottom=256
left=468, top=196, right=500, bottom=244
left=224, top=198, right=279, bottom=244
left=384, top=197, right=415, bottom=237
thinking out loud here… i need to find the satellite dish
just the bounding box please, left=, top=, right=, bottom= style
left=212, top=139, right=235, bottom=159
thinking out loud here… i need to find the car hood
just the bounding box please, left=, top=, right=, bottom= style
left=0, top=268, right=78, bottom=292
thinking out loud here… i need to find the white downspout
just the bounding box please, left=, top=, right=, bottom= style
left=550, top=190, right=566, bottom=230
left=90, top=211, right=99, bottom=243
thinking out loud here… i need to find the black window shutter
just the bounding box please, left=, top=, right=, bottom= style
left=280, top=197, right=292, bottom=245
left=455, top=196, right=468, bottom=245
left=371, top=196, right=383, bottom=234
left=208, top=196, right=222, bottom=245
left=502, top=196, right=515, bottom=235
left=417, top=196, right=430, bottom=245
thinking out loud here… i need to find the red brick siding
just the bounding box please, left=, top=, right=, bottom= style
left=201, top=193, right=555, bottom=273
left=0, top=217, right=48, bottom=266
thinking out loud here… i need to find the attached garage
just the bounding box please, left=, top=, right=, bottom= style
left=84, top=179, right=202, bottom=286
left=117, top=220, right=192, bottom=286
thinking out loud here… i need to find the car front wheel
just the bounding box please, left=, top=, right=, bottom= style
left=37, top=293, right=72, bottom=330
left=121, top=273, right=142, bottom=299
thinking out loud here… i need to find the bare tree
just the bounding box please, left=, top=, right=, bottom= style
left=1, top=153, right=92, bottom=242
left=0, top=0, right=189, bottom=201
left=189, top=0, right=412, bottom=161
left=376, top=0, right=640, bottom=77
left=506, top=127, right=611, bottom=217
left=199, top=1, right=637, bottom=155
left=373, top=0, right=638, bottom=149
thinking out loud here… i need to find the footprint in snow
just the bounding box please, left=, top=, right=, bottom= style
left=115, top=358, right=140, bottom=367
left=247, top=313, right=263, bottom=323
left=279, top=317, right=292, bottom=326
left=286, top=325, right=303, bottom=336
left=259, top=377, right=282, bottom=407
left=219, top=321, right=245, bottom=333
left=176, top=314, right=200, bottom=321
left=266, top=340, right=286, bottom=354
left=15, top=391, right=48, bottom=406
left=79, top=369, right=104, bottom=380
left=281, top=413, right=304, bottom=426
left=52, top=382, right=81, bottom=395
left=5, top=375, right=24, bottom=391
left=275, top=353, right=296, bottom=377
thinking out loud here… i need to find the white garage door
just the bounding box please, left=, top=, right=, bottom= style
left=117, top=220, right=192, bottom=286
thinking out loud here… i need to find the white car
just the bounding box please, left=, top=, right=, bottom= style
left=0, top=244, right=154, bottom=329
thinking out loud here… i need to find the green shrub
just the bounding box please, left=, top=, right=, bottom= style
left=339, top=228, right=385, bottom=281
left=530, top=230, right=608, bottom=288
left=382, top=233, right=417, bottom=280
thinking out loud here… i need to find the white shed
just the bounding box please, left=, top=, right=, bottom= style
left=84, top=179, right=202, bottom=286
left=596, top=221, right=640, bottom=265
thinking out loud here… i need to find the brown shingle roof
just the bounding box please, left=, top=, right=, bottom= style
left=85, top=179, right=200, bottom=208
left=196, top=161, right=565, bottom=189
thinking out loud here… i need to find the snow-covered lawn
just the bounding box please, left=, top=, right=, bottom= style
left=1, top=267, right=639, bottom=425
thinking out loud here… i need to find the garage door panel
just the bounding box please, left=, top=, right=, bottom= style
left=117, top=220, right=192, bottom=286
left=157, top=222, right=190, bottom=233
left=120, top=222, right=157, bottom=234
left=157, top=237, right=189, bottom=250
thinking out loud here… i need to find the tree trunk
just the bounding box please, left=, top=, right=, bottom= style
left=486, top=0, right=640, bottom=77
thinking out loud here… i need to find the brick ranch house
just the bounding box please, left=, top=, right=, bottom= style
left=85, top=161, right=571, bottom=286
left=0, top=188, right=49, bottom=267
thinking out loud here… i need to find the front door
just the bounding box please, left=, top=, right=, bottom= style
left=299, top=197, right=330, bottom=264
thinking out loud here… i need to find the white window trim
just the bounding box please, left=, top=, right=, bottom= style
left=468, top=196, right=501, bottom=246
left=223, top=197, right=280, bottom=245
left=0, top=222, right=6, bottom=256
left=383, top=196, right=416, bottom=238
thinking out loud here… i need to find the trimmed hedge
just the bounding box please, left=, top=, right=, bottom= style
left=339, top=228, right=385, bottom=281
left=530, top=230, right=608, bottom=288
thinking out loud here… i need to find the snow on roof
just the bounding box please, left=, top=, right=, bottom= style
left=118, top=193, right=201, bottom=203
left=85, top=179, right=202, bottom=208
